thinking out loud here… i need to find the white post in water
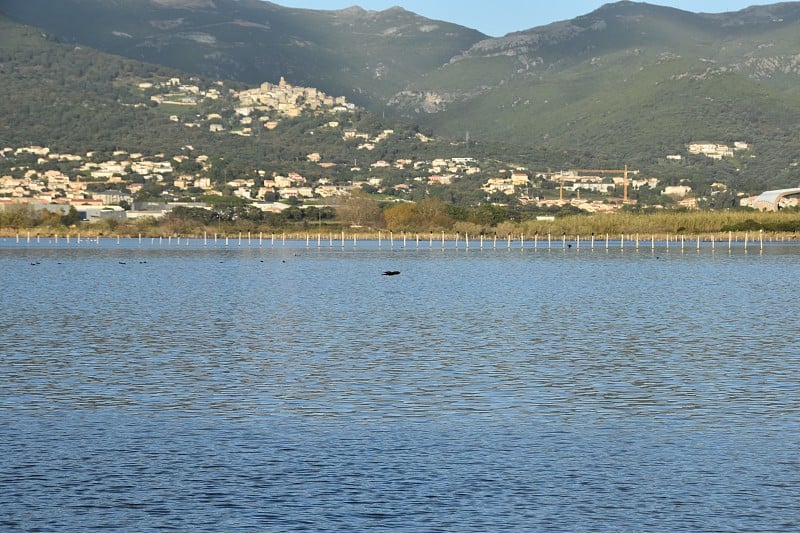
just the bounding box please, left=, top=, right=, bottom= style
left=442, top=231, right=445, bottom=249
left=416, top=233, right=420, bottom=248
left=651, top=234, right=655, bottom=251
left=697, top=235, right=701, bottom=251
left=508, top=233, right=512, bottom=250
left=711, top=235, right=715, bottom=251
left=760, top=229, right=764, bottom=251
left=390, top=231, right=394, bottom=248
left=317, top=234, right=321, bottom=248
left=576, top=235, right=580, bottom=250
left=353, top=233, right=357, bottom=248
left=260, top=232, right=263, bottom=246
left=403, top=232, right=407, bottom=248
left=520, top=234, right=524, bottom=250
left=605, top=233, right=609, bottom=250
left=562, top=233, right=566, bottom=250
left=465, top=233, right=469, bottom=250
left=744, top=231, right=748, bottom=251
left=378, top=231, right=382, bottom=248
left=306, top=234, right=310, bottom=247
left=620, top=234, right=624, bottom=250
left=681, top=234, right=685, bottom=252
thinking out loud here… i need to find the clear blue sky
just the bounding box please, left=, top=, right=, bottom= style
left=271, top=1, right=766, bottom=37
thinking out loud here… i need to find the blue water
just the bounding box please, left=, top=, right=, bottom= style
left=1, top=239, right=799, bottom=531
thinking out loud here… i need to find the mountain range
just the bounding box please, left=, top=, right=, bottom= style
left=1, top=0, right=799, bottom=190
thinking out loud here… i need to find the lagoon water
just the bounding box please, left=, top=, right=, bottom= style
left=1, top=238, right=798, bottom=531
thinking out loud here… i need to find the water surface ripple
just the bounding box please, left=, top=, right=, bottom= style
left=1, top=241, right=798, bottom=531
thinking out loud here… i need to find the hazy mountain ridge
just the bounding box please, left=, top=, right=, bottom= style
left=399, top=2, right=800, bottom=102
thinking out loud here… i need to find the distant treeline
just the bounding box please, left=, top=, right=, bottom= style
left=3, top=198, right=799, bottom=238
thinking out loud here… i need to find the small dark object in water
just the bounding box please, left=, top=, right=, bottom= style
left=382, top=270, right=401, bottom=276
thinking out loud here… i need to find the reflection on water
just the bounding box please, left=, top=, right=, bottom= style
left=1, top=240, right=799, bottom=531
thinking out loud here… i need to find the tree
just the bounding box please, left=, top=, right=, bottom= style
left=384, top=202, right=417, bottom=231
left=336, top=190, right=383, bottom=228
left=61, top=206, right=80, bottom=226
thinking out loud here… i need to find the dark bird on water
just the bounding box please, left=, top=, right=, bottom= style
left=382, top=270, right=401, bottom=276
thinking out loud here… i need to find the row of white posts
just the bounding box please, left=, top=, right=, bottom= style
left=13, top=230, right=775, bottom=251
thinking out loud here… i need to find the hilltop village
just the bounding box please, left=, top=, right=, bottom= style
left=0, top=76, right=776, bottom=224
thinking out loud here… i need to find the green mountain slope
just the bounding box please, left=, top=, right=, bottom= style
left=0, top=0, right=485, bottom=108
left=0, top=13, right=457, bottom=177
left=386, top=1, right=800, bottom=185
left=0, top=13, right=194, bottom=152
left=1, top=0, right=799, bottom=190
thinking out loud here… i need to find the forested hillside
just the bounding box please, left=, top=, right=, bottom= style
left=2, top=1, right=800, bottom=191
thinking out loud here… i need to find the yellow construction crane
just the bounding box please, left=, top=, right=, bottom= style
left=569, top=165, right=640, bottom=202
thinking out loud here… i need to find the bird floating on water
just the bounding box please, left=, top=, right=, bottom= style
left=382, top=270, right=401, bottom=276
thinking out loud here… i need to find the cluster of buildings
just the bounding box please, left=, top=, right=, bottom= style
left=1, top=75, right=776, bottom=220
left=10, top=138, right=784, bottom=223
left=741, top=188, right=800, bottom=211
left=483, top=169, right=663, bottom=197
left=145, top=76, right=356, bottom=137
left=144, top=77, right=224, bottom=107
left=225, top=77, right=355, bottom=136
left=237, top=77, right=352, bottom=117
left=686, top=141, right=749, bottom=160
left=0, top=145, right=491, bottom=221
left=0, top=141, right=708, bottom=223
